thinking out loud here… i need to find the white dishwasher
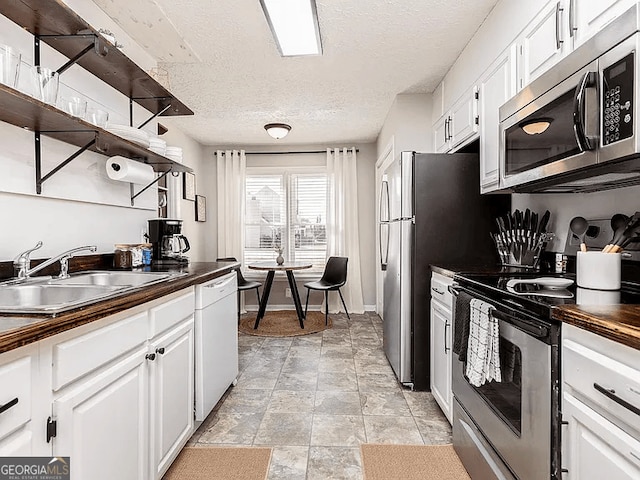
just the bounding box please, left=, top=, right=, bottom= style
left=194, top=271, right=238, bottom=421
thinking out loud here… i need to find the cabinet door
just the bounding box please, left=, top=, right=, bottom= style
left=479, top=45, right=517, bottom=191
left=149, top=318, right=194, bottom=480
left=572, top=0, right=636, bottom=48
left=451, top=87, right=479, bottom=149
left=430, top=301, right=452, bottom=423
left=53, top=349, right=149, bottom=480
left=433, top=114, right=450, bottom=153
left=562, top=392, right=640, bottom=479
left=518, top=1, right=568, bottom=89
left=0, top=427, right=33, bottom=456
left=432, top=81, right=445, bottom=125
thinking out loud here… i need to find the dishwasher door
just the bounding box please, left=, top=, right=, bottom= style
left=194, top=272, right=238, bottom=421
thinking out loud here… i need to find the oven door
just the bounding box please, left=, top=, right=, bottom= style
left=452, top=311, right=552, bottom=480
left=499, top=61, right=599, bottom=190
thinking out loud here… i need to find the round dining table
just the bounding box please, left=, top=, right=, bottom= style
left=248, top=261, right=312, bottom=329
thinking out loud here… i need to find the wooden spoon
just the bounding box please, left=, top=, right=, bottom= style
left=603, top=213, right=629, bottom=252
left=569, top=216, right=589, bottom=252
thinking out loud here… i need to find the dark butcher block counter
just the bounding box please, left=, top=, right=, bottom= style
left=0, top=261, right=239, bottom=354
left=552, top=305, right=640, bottom=350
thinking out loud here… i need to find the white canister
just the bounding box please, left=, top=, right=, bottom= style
left=576, top=251, right=621, bottom=290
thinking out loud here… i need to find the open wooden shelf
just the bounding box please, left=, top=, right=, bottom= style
left=1, top=0, right=193, bottom=117
left=0, top=83, right=192, bottom=173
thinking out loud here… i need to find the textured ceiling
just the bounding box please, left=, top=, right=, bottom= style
left=93, top=0, right=499, bottom=146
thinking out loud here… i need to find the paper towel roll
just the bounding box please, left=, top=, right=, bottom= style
left=106, top=156, right=155, bottom=185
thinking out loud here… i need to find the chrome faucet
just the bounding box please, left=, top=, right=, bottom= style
left=13, top=242, right=98, bottom=279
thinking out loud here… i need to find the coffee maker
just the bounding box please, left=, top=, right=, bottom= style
left=148, top=219, right=190, bottom=264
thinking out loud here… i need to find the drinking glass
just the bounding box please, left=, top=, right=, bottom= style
left=0, top=44, right=21, bottom=87
left=60, top=96, right=87, bottom=118
left=86, top=107, right=109, bottom=128
left=30, top=66, right=59, bottom=104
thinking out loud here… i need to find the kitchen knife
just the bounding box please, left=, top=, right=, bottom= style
left=538, top=210, right=550, bottom=234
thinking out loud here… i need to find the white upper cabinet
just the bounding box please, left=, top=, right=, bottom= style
left=517, top=1, right=570, bottom=89
left=479, top=46, right=517, bottom=192
left=432, top=86, right=479, bottom=153
left=571, top=0, right=637, bottom=48
left=432, top=81, right=445, bottom=126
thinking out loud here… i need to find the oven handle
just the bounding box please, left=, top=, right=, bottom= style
left=450, top=283, right=549, bottom=339
left=491, top=309, right=549, bottom=339
left=573, top=71, right=597, bottom=151
left=593, top=383, right=640, bottom=417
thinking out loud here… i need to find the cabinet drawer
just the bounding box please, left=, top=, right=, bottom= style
left=563, top=334, right=640, bottom=437
left=431, top=273, right=453, bottom=307
left=149, top=289, right=194, bottom=338
left=0, top=356, right=31, bottom=440
left=53, top=312, right=148, bottom=391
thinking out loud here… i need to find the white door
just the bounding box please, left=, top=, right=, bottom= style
left=433, top=114, right=451, bottom=153
left=518, top=1, right=569, bottom=89
left=150, top=318, right=195, bottom=480
left=450, top=87, right=478, bottom=149
left=572, top=0, right=637, bottom=48
left=562, top=392, right=640, bottom=479
left=430, top=301, right=452, bottom=423
left=53, top=349, right=149, bottom=480
left=479, top=45, right=517, bottom=192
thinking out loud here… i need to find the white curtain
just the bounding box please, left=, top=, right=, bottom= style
left=216, top=150, right=246, bottom=260
left=326, top=147, right=365, bottom=314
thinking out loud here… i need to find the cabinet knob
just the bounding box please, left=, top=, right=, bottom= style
left=156, top=347, right=165, bottom=355
left=145, top=353, right=156, bottom=361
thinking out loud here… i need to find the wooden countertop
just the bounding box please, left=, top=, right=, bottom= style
left=0, top=261, right=238, bottom=354
left=552, top=305, right=640, bottom=350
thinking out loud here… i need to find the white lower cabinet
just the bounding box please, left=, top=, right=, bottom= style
left=53, top=348, right=149, bottom=480
left=0, top=347, right=38, bottom=456
left=561, top=324, right=640, bottom=479
left=430, top=272, right=453, bottom=423
left=39, top=287, right=196, bottom=480
left=149, top=318, right=194, bottom=479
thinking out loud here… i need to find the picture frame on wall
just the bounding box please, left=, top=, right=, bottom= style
left=195, top=195, right=206, bottom=222
left=183, top=172, right=196, bottom=201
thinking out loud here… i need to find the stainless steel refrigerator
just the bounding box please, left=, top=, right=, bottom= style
left=380, top=150, right=510, bottom=390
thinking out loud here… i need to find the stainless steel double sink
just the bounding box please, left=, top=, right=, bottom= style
left=0, top=271, right=179, bottom=313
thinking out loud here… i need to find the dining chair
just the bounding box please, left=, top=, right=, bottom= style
left=303, top=256, right=350, bottom=325
left=217, top=257, right=262, bottom=318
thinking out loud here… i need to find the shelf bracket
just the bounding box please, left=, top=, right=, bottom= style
left=129, top=97, right=173, bottom=129
left=35, top=34, right=105, bottom=73
left=130, top=168, right=172, bottom=206
left=35, top=131, right=97, bottom=195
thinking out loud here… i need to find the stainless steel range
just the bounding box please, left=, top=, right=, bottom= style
left=449, top=272, right=640, bottom=480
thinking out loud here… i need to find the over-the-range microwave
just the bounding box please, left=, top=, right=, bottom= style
left=498, top=4, right=640, bottom=193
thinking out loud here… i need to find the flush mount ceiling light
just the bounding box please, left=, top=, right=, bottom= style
left=260, top=0, right=322, bottom=56
left=264, top=123, right=291, bottom=139
left=519, top=117, right=553, bottom=135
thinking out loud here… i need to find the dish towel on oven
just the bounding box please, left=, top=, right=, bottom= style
left=465, top=298, right=501, bottom=387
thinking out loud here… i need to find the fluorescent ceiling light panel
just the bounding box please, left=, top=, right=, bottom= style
left=261, top=0, right=322, bottom=56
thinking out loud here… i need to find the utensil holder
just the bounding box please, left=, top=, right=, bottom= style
left=576, top=251, right=621, bottom=290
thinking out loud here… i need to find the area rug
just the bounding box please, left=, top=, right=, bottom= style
left=239, top=310, right=332, bottom=337
left=163, top=446, right=272, bottom=480
left=360, top=444, right=470, bottom=480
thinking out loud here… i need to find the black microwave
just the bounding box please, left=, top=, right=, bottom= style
left=498, top=7, right=640, bottom=193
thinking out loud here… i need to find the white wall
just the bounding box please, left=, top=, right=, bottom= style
left=377, top=94, right=432, bottom=158
left=0, top=3, right=206, bottom=261
left=203, top=143, right=377, bottom=309
left=512, top=185, right=640, bottom=253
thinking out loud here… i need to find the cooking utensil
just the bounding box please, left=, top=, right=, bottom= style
left=602, top=213, right=629, bottom=252
left=608, top=212, right=640, bottom=253
left=538, top=210, right=551, bottom=235
left=569, top=216, right=589, bottom=252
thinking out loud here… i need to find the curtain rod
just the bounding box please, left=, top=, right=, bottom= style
left=217, top=149, right=359, bottom=155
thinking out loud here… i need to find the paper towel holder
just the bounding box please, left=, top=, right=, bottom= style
left=130, top=166, right=174, bottom=206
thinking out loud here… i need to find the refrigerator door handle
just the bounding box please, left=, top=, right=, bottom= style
left=379, top=178, right=389, bottom=222
left=379, top=223, right=388, bottom=270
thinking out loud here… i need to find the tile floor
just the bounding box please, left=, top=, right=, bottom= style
left=188, top=312, right=452, bottom=480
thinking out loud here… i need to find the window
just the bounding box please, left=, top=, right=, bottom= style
left=244, top=168, right=327, bottom=273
